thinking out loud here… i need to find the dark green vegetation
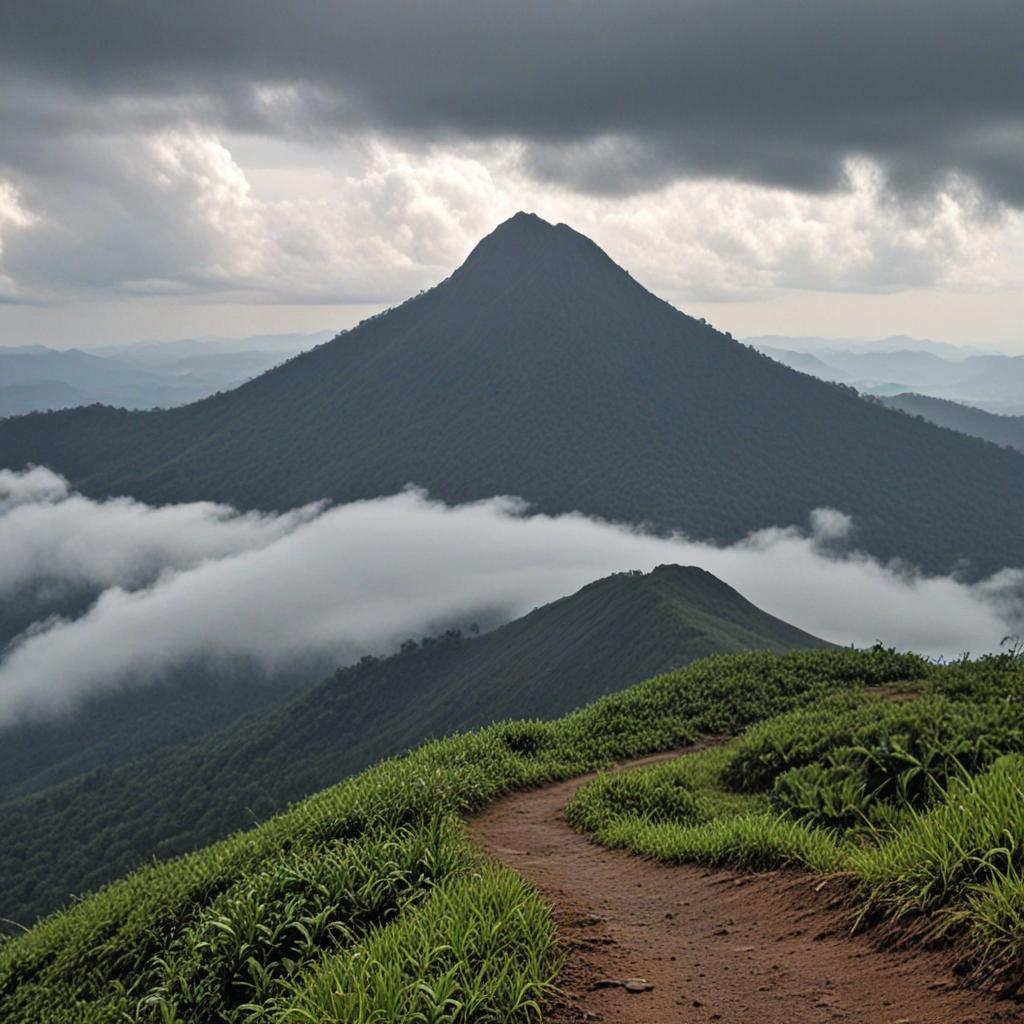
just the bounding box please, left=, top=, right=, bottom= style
left=0, top=565, right=829, bottom=931
left=0, top=660, right=320, bottom=806
left=0, top=647, right=921, bottom=1024
left=567, top=652, right=1024, bottom=986
left=3, top=214, right=1023, bottom=575
left=880, top=393, right=1024, bottom=454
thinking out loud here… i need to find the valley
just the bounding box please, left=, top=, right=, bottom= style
left=0, top=565, right=829, bottom=930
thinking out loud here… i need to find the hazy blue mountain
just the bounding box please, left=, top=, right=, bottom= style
left=756, top=344, right=970, bottom=389
left=0, top=332, right=332, bottom=415
left=821, top=349, right=969, bottom=388
left=0, top=380, right=85, bottom=416
left=0, top=346, right=164, bottom=395
left=755, top=346, right=856, bottom=383
left=755, top=340, right=1024, bottom=416
left=0, top=345, right=219, bottom=410
left=932, top=355, right=1024, bottom=415
left=93, top=330, right=334, bottom=361
left=746, top=334, right=983, bottom=360
left=3, top=213, right=1024, bottom=576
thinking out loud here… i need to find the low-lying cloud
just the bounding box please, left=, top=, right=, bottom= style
left=1, top=467, right=1021, bottom=725
left=0, top=465, right=323, bottom=599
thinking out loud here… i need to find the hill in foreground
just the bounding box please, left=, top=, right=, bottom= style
left=0, top=564, right=829, bottom=929
left=6, top=646, right=1024, bottom=1023
left=2, top=214, right=1023, bottom=576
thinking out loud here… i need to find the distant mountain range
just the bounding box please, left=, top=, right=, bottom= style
left=0, top=332, right=332, bottom=416
left=3, top=213, right=1024, bottom=576
left=0, top=564, right=829, bottom=930
left=746, top=334, right=987, bottom=361
left=753, top=339, right=1024, bottom=416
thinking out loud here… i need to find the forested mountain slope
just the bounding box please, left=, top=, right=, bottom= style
left=880, top=392, right=1024, bottom=454
left=0, top=565, right=828, bottom=930
left=2, top=214, right=1023, bottom=575
left=0, top=660, right=322, bottom=805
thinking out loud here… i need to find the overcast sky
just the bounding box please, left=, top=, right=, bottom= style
left=0, top=1, right=1022, bottom=350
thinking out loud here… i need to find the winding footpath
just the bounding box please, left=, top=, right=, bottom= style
left=469, top=752, right=1022, bottom=1024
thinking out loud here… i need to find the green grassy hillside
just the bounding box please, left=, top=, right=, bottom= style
left=0, top=565, right=829, bottom=931
left=0, top=647, right=924, bottom=1024
left=3, top=214, right=1023, bottom=576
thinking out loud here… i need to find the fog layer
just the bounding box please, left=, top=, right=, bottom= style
left=1, top=468, right=1020, bottom=724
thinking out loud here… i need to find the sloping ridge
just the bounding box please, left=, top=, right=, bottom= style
left=0, top=565, right=829, bottom=930
left=3, top=213, right=1024, bottom=575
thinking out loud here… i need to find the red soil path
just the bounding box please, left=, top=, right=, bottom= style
left=469, top=752, right=1023, bottom=1024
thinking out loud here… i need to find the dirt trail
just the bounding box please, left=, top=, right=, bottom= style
left=469, top=751, right=1022, bottom=1024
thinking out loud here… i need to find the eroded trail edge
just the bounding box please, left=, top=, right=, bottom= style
left=469, top=750, right=1022, bottom=1024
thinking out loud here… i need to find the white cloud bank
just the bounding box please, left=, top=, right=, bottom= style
left=0, top=466, right=323, bottom=598
left=1, top=467, right=1021, bottom=725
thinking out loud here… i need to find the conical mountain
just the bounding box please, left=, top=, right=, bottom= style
left=3, top=213, right=1023, bottom=575
left=0, top=564, right=828, bottom=930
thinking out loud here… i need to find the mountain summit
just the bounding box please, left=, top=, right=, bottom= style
left=2, top=214, right=1023, bottom=574
left=458, top=211, right=621, bottom=277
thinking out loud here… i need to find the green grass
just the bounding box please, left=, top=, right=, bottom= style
left=566, top=650, right=1024, bottom=985
left=566, top=744, right=843, bottom=872
left=275, top=866, right=557, bottom=1024
left=599, top=813, right=844, bottom=872
left=852, top=754, right=1024, bottom=919
left=0, top=647, right=923, bottom=1023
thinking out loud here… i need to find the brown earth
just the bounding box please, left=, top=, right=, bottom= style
left=469, top=751, right=1024, bottom=1024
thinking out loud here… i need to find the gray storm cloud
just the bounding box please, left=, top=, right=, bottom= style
left=1, top=468, right=1021, bottom=725
left=1, top=1, right=1021, bottom=206
left=2, top=3, right=1020, bottom=327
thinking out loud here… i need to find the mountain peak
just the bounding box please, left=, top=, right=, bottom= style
left=456, top=210, right=620, bottom=281
left=491, top=210, right=560, bottom=239
left=499, top=210, right=551, bottom=231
